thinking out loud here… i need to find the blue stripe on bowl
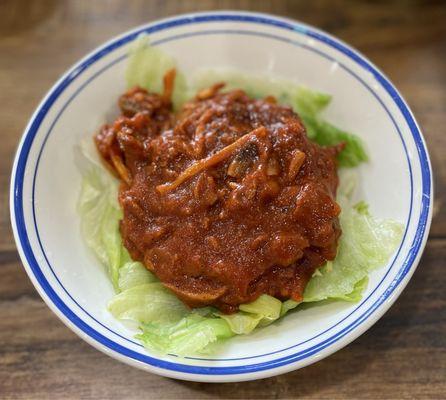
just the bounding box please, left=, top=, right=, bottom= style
left=31, top=29, right=413, bottom=360
left=12, top=13, right=431, bottom=376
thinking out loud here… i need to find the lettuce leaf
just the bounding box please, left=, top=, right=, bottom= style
left=303, top=174, right=404, bottom=302
left=280, top=299, right=300, bottom=317
left=118, top=261, right=157, bottom=292
left=308, top=119, right=369, bottom=167
left=108, top=283, right=189, bottom=325
left=218, top=312, right=263, bottom=335
left=219, top=294, right=284, bottom=335
left=239, top=294, right=282, bottom=327
left=77, top=42, right=403, bottom=356
left=137, top=314, right=233, bottom=356
left=77, top=151, right=124, bottom=290
left=126, top=35, right=188, bottom=110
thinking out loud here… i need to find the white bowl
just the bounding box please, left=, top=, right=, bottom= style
left=10, top=11, right=433, bottom=382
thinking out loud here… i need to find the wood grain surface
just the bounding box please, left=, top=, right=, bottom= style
left=0, top=1, right=445, bottom=399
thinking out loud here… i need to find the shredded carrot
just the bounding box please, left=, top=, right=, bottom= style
left=110, top=152, right=131, bottom=186
left=264, top=95, right=277, bottom=104
left=196, top=82, right=225, bottom=100
left=156, top=126, right=267, bottom=194
left=288, top=150, right=306, bottom=181
left=162, top=68, right=176, bottom=103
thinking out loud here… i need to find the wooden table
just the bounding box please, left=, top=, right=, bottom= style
left=1, top=1, right=445, bottom=398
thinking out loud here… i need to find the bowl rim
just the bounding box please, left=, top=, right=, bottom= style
left=9, top=11, right=433, bottom=382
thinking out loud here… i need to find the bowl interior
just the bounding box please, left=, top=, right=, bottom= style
left=14, top=14, right=429, bottom=379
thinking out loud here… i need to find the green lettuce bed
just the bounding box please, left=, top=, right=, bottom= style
left=78, top=36, right=403, bottom=356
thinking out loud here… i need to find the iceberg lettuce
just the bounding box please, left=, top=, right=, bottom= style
left=77, top=151, right=124, bottom=290
left=76, top=39, right=403, bottom=356
left=126, top=35, right=188, bottom=110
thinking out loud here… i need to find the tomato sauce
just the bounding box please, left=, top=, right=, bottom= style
left=95, top=77, right=341, bottom=313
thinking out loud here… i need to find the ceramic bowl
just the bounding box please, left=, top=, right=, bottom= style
left=10, top=11, right=433, bottom=382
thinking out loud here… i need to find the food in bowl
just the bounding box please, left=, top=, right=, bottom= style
left=78, top=36, right=403, bottom=356
left=96, top=80, right=342, bottom=313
